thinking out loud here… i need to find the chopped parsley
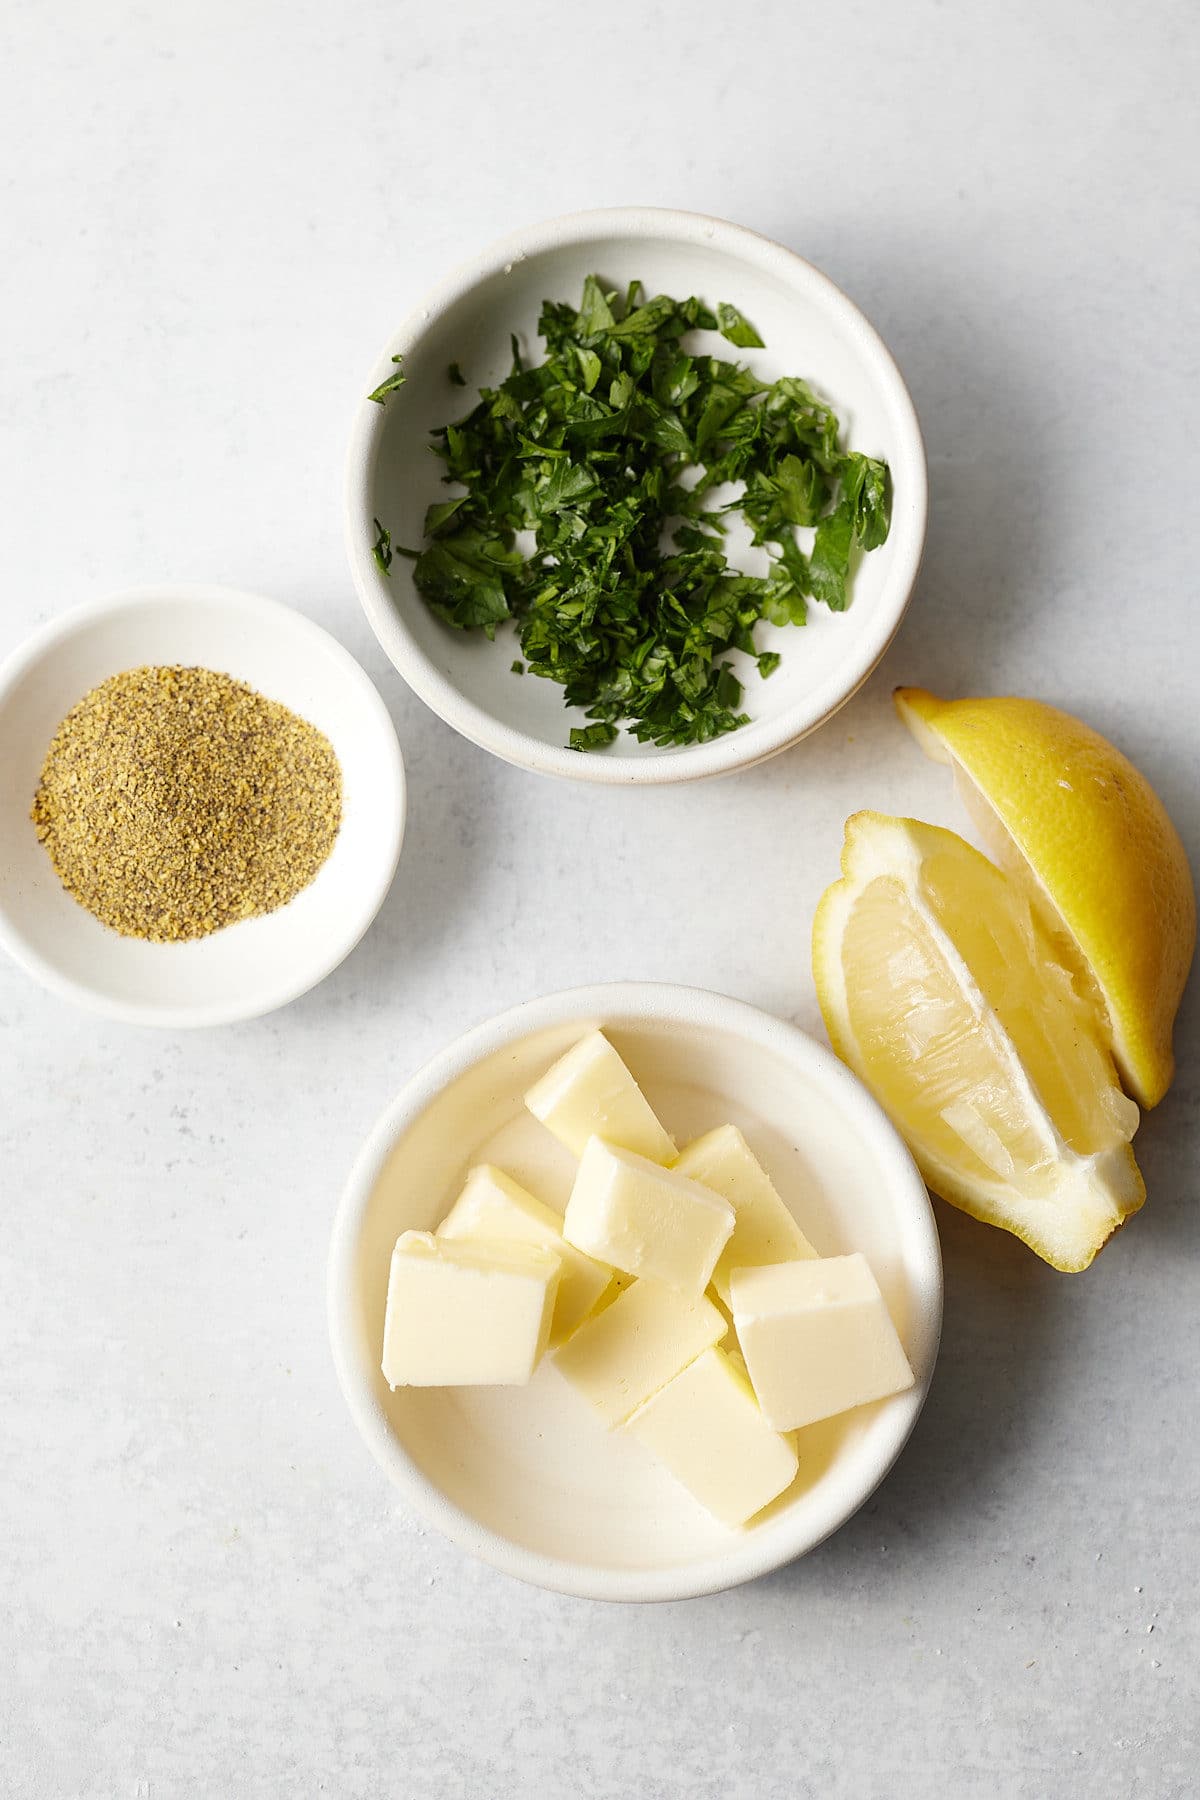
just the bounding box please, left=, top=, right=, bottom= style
left=371, top=517, right=393, bottom=574
left=372, top=278, right=891, bottom=750
left=367, top=357, right=407, bottom=405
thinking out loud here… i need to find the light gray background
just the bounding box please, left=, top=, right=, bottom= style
left=2, top=3, right=1197, bottom=1796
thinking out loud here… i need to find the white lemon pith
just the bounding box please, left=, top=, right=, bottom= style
left=812, top=812, right=1146, bottom=1271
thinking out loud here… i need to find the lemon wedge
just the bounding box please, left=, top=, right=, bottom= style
left=813, top=812, right=1145, bottom=1271
left=894, top=689, right=1196, bottom=1108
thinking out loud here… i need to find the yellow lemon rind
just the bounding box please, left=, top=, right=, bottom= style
left=893, top=686, right=1196, bottom=1109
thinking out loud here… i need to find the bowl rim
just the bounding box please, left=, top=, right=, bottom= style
left=345, top=205, right=928, bottom=787
left=0, top=584, right=407, bottom=1029
left=327, top=980, right=943, bottom=1602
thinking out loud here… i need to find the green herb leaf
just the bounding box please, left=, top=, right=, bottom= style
left=371, top=518, right=393, bottom=574
left=368, top=357, right=406, bottom=405
left=715, top=665, right=742, bottom=709
left=536, top=459, right=602, bottom=515
left=608, top=293, right=680, bottom=339
left=577, top=276, right=616, bottom=336
left=773, top=454, right=830, bottom=527
left=762, top=561, right=807, bottom=627
left=809, top=497, right=855, bottom=611
left=570, top=722, right=618, bottom=752
left=764, top=375, right=841, bottom=471
left=575, top=346, right=603, bottom=393
left=716, top=302, right=765, bottom=349
left=842, top=451, right=892, bottom=550
left=448, top=362, right=466, bottom=386
left=412, top=527, right=521, bottom=634
left=424, top=496, right=469, bottom=537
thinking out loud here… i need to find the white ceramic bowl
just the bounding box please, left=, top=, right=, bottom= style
left=346, top=207, right=927, bottom=785
left=328, top=983, right=942, bottom=1601
left=0, top=586, right=406, bottom=1027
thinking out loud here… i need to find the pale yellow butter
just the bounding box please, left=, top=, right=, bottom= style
left=563, top=1136, right=735, bottom=1295
left=437, top=1164, right=613, bottom=1344
left=730, top=1253, right=914, bottom=1431
left=674, top=1124, right=818, bottom=1306
left=705, top=1281, right=734, bottom=1332
left=624, top=1346, right=799, bottom=1526
left=553, top=1278, right=727, bottom=1426
left=381, top=1231, right=560, bottom=1389
left=524, top=1030, right=676, bottom=1162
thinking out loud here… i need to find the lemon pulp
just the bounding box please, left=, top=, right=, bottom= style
left=814, top=814, right=1145, bottom=1270
left=843, top=849, right=1138, bottom=1195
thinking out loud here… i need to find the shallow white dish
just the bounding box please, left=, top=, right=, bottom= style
left=346, top=207, right=927, bottom=786
left=328, top=983, right=942, bottom=1601
left=0, top=586, right=406, bottom=1028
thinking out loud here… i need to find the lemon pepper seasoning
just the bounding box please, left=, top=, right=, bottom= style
left=31, top=665, right=342, bottom=942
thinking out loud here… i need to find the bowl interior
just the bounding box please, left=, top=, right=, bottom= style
left=0, top=590, right=405, bottom=1025
left=349, top=215, right=925, bottom=778
left=333, top=994, right=941, bottom=1597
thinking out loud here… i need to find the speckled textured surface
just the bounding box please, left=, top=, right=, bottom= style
left=1, top=2, right=1198, bottom=1795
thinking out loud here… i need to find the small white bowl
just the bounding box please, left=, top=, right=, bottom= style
left=328, top=983, right=941, bottom=1601
left=0, top=586, right=406, bottom=1028
left=346, top=207, right=927, bottom=785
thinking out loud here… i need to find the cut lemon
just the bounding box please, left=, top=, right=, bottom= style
left=812, top=813, right=1145, bottom=1271
left=894, top=688, right=1196, bottom=1108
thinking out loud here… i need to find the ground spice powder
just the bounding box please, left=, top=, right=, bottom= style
left=32, top=665, right=343, bottom=942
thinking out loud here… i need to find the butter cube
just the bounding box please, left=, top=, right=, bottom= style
left=525, top=1030, right=676, bottom=1163
left=674, top=1124, right=818, bottom=1306
left=563, top=1137, right=735, bottom=1295
left=625, top=1347, right=799, bottom=1526
left=381, top=1231, right=560, bottom=1388
left=553, top=1278, right=727, bottom=1426
left=437, top=1164, right=614, bottom=1343
left=731, top=1253, right=914, bottom=1431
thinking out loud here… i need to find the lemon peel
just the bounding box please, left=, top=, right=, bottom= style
left=894, top=688, right=1195, bottom=1108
